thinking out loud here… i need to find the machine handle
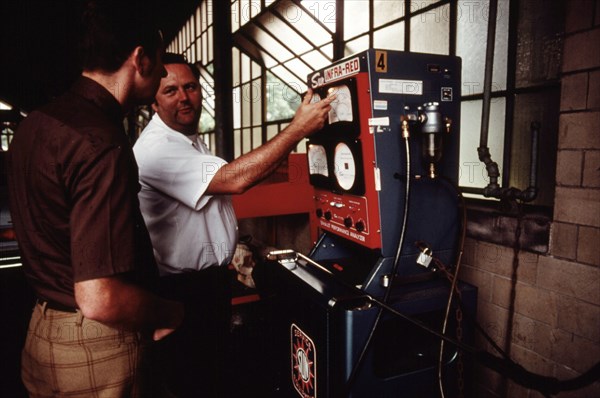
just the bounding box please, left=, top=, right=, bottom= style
left=267, top=249, right=334, bottom=275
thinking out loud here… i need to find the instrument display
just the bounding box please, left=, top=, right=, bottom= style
left=306, top=49, right=461, bottom=254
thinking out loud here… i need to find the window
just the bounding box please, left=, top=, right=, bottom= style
left=457, top=0, right=561, bottom=207
left=167, top=1, right=217, bottom=151
left=230, top=0, right=337, bottom=156
left=165, top=0, right=561, bottom=208
left=232, top=48, right=265, bottom=157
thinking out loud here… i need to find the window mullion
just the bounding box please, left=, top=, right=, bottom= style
left=404, top=0, right=410, bottom=51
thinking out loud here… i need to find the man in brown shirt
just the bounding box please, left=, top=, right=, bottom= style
left=6, top=1, right=183, bottom=397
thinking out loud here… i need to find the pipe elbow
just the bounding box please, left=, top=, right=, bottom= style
left=519, top=186, right=538, bottom=202
left=478, top=146, right=500, bottom=182
left=483, top=185, right=499, bottom=198
left=477, top=146, right=491, bottom=163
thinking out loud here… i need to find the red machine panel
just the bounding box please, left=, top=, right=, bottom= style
left=308, top=69, right=384, bottom=249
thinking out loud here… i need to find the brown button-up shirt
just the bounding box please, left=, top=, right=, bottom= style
left=7, top=77, right=158, bottom=308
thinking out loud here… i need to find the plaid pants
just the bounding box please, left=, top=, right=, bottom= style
left=21, top=302, right=162, bottom=398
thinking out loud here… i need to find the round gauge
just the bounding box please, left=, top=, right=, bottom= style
left=307, top=144, right=328, bottom=177
left=333, top=142, right=356, bottom=190
left=328, top=85, right=353, bottom=123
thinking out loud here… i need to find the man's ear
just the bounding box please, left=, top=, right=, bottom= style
left=151, top=101, right=159, bottom=112
left=132, top=46, right=149, bottom=76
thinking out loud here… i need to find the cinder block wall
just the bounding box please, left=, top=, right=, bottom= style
left=460, top=1, right=600, bottom=397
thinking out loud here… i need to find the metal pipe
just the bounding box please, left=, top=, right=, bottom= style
left=479, top=0, right=498, bottom=150
left=477, top=0, right=539, bottom=203
left=519, top=121, right=540, bottom=202
left=477, top=0, right=501, bottom=197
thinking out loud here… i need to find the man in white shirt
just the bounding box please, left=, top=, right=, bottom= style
left=134, top=97, right=237, bottom=274
left=133, top=53, right=334, bottom=397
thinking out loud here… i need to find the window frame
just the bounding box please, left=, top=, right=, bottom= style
left=159, top=0, right=562, bottom=252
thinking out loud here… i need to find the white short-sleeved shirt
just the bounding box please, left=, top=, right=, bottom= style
left=133, top=114, right=238, bottom=275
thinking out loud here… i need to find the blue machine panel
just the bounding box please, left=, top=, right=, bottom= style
left=267, top=50, right=476, bottom=398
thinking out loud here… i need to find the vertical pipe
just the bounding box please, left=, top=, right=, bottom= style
left=477, top=0, right=539, bottom=202
left=334, top=0, right=344, bottom=60
left=479, top=0, right=499, bottom=149
left=477, top=0, right=501, bottom=197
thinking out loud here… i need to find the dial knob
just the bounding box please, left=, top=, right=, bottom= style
left=355, top=220, right=365, bottom=232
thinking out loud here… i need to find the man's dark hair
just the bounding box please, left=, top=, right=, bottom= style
left=78, top=0, right=163, bottom=72
left=163, top=52, right=201, bottom=81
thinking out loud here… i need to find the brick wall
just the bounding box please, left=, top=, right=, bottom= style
left=460, top=1, right=600, bottom=397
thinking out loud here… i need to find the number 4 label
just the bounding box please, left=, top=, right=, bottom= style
left=375, top=50, right=387, bottom=73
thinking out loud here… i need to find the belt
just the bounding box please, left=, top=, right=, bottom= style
left=37, top=299, right=78, bottom=313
